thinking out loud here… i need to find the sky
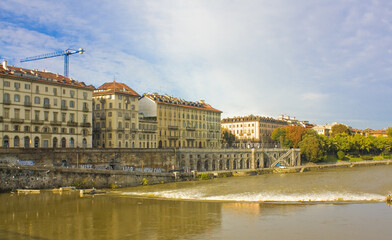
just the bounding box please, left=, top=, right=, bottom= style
left=0, top=0, right=391, bottom=129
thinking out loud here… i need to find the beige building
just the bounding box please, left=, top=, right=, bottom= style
left=92, top=82, right=141, bottom=148
left=221, top=115, right=288, bottom=148
left=138, top=113, right=158, bottom=149
left=139, top=93, right=222, bottom=149
left=0, top=60, right=94, bottom=148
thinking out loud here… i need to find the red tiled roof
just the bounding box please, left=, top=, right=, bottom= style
left=93, top=81, right=140, bottom=97
left=0, top=65, right=94, bottom=90
left=143, top=93, right=222, bottom=113
left=221, top=115, right=287, bottom=124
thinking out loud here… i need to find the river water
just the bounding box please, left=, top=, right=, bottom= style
left=1, top=165, right=392, bottom=240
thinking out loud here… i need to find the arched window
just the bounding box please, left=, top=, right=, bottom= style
left=3, top=136, right=9, bottom=148
left=24, top=136, right=30, bottom=148
left=69, top=100, right=75, bottom=108
left=24, top=95, right=31, bottom=104
left=14, top=94, right=20, bottom=102
left=70, top=138, right=75, bottom=148
left=34, top=137, right=39, bottom=148
left=53, top=137, right=58, bottom=148
left=61, top=138, right=66, bottom=148
left=34, top=96, right=40, bottom=104
left=14, top=136, right=20, bottom=147
left=43, top=98, right=50, bottom=107
left=82, top=138, right=87, bottom=148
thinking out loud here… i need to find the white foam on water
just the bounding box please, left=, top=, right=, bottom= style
left=121, top=190, right=386, bottom=203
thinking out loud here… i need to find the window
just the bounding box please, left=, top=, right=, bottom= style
left=61, top=113, right=66, bottom=122
left=25, top=110, right=30, bottom=120
left=83, top=92, right=87, bottom=100
left=34, top=111, right=40, bottom=120
left=53, top=88, right=57, bottom=96
left=70, top=113, right=74, bottom=122
left=53, top=99, right=57, bottom=106
left=69, top=100, right=75, bottom=108
left=118, top=103, right=121, bottom=109
left=45, top=87, right=48, bottom=92
left=24, top=95, right=31, bottom=104
left=14, top=109, right=20, bottom=119
left=53, top=112, right=58, bottom=122
left=44, top=98, right=50, bottom=107
left=108, top=112, right=112, bottom=117
left=24, top=84, right=30, bottom=89
left=70, top=90, right=75, bottom=98
left=3, top=93, right=10, bottom=103
left=109, top=103, right=113, bottom=108
left=14, top=82, right=20, bottom=89
left=14, top=94, right=20, bottom=102
left=44, top=111, right=49, bottom=121
left=35, top=86, right=39, bottom=93
left=4, top=81, right=10, bottom=87
left=118, top=112, right=122, bottom=117
left=34, top=97, right=40, bottom=104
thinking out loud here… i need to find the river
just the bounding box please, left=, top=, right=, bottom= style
left=1, top=165, right=392, bottom=239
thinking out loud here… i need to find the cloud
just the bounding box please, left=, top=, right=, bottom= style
left=1, top=0, right=392, bottom=129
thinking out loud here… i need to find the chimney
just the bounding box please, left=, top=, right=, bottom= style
left=2, top=60, right=8, bottom=70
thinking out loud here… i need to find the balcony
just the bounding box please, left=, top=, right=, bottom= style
left=61, top=105, right=68, bottom=110
left=130, top=128, right=138, bottom=132
left=3, top=99, right=11, bottom=105
left=142, top=129, right=157, bottom=133
left=80, top=122, right=91, bottom=128
left=168, top=125, right=178, bottom=130
left=117, top=127, right=124, bottom=131
left=11, top=118, right=24, bottom=123
left=168, top=136, right=179, bottom=140
left=186, top=126, right=196, bottom=131
left=186, top=136, right=196, bottom=140
left=124, top=115, right=131, bottom=120
left=32, top=119, right=44, bottom=124
left=24, top=102, right=32, bottom=107
left=43, top=103, right=51, bottom=109
left=100, top=115, right=106, bottom=120
left=50, top=121, right=62, bottom=126
left=67, top=121, right=78, bottom=127
left=83, top=107, right=89, bottom=112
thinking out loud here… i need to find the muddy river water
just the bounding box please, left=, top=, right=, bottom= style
left=1, top=165, right=392, bottom=239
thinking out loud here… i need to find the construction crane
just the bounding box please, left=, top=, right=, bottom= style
left=20, top=48, right=85, bottom=77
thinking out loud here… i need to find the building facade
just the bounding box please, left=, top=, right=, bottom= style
left=221, top=115, right=288, bottom=148
left=92, top=82, right=140, bottom=148
left=0, top=60, right=94, bottom=148
left=139, top=94, right=222, bottom=149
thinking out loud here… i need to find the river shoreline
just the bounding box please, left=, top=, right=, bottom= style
left=1, top=159, right=392, bottom=193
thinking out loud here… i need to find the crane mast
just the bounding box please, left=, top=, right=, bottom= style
left=20, top=48, right=85, bottom=77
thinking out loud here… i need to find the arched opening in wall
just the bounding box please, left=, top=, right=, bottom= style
left=158, top=141, right=162, bottom=148
left=53, top=137, right=58, bottom=148
left=212, top=160, right=216, bottom=171
left=126, top=141, right=129, bottom=148
left=190, top=160, right=194, bottom=170
left=199, top=142, right=202, bottom=148
left=178, top=141, right=181, bottom=148
left=82, top=138, right=87, bottom=148
left=239, top=160, right=243, bottom=169
left=226, top=160, right=230, bottom=170
left=233, top=161, right=237, bottom=170
left=246, top=160, right=250, bottom=169
left=34, top=137, right=39, bottom=148
left=118, top=141, right=121, bottom=148
left=132, top=142, right=134, bottom=148
left=14, top=136, right=20, bottom=147
left=197, top=160, right=202, bottom=171
left=204, top=160, right=209, bottom=171
left=61, top=138, right=66, bottom=148
left=257, top=160, right=260, bottom=168
left=180, top=160, right=185, bottom=169
left=3, top=136, right=9, bottom=148
left=61, top=160, right=67, bottom=167
left=24, top=136, right=30, bottom=148
left=70, top=138, right=75, bottom=148
left=219, top=160, right=223, bottom=170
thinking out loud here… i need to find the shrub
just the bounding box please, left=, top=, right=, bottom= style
left=142, top=178, right=149, bottom=186
left=199, top=173, right=210, bottom=180
left=360, top=155, right=373, bottom=160
left=337, top=151, right=345, bottom=160
left=110, top=183, right=118, bottom=189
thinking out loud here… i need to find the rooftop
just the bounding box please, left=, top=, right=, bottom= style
left=221, top=115, right=287, bottom=124
left=143, top=93, right=222, bottom=113
left=93, top=81, right=140, bottom=97
left=0, top=61, right=94, bottom=90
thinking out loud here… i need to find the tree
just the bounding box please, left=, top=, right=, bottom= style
left=387, top=127, right=392, bottom=138
left=221, top=129, right=236, bottom=147
left=298, top=132, right=326, bottom=162
left=271, top=126, right=308, bottom=148
left=286, top=126, right=308, bottom=148
left=331, top=124, right=350, bottom=137
left=331, top=133, right=351, bottom=152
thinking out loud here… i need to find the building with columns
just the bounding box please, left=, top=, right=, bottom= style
left=92, top=81, right=143, bottom=148
left=221, top=115, right=287, bottom=148
left=139, top=93, right=222, bottom=149
left=0, top=60, right=94, bottom=148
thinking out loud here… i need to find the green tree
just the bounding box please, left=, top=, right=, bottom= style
left=331, top=133, right=351, bottom=152
left=331, top=124, right=350, bottom=137
left=298, top=132, right=326, bottom=162
left=221, top=128, right=236, bottom=147
left=387, top=127, right=392, bottom=138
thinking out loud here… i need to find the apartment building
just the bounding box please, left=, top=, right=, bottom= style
left=139, top=93, right=222, bottom=149
left=92, top=81, right=141, bottom=148
left=221, top=115, right=287, bottom=148
left=0, top=60, right=94, bottom=148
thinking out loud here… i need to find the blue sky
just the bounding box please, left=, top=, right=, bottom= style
left=1, top=0, right=391, bottom=129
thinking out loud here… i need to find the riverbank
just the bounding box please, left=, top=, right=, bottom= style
left=1, top=159, right=391, bottom=193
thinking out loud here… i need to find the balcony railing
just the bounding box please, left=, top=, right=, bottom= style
left=32, top=119, right=44, bottom=124
left=43, top=103, right=51, bottom=109
left=83, top=107, right=89, bottom=112
left=80, top=122, right=91, bottom=128
left=67, top=121, right=78, bottom=127
left=24, top=102, right=32, bottom=107
left=124, top=115, right=131, bottom=120
left=3, top=99, right=11, bottom=105
left=186, top=126, right=196, bottom=131
left=50, top=121, right=62, bottom=126
left=61, top=105, right=68, bottom=110
left=168, top=125, right=178, bottom=130
left=11, top=118, right=24, bottom=123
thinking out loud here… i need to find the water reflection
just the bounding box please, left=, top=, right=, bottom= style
left=0, top=192, right=222, bottom=240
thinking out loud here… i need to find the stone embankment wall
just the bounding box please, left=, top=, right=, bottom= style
left=0, top=163, right=193, bottom=193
